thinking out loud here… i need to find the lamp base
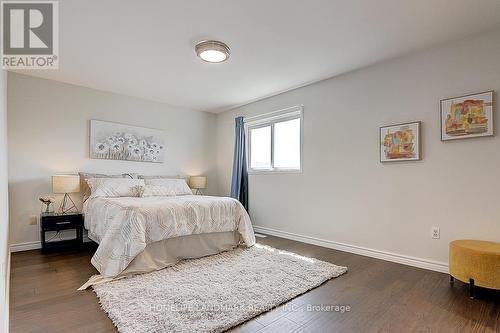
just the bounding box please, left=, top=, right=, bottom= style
left=59, top=193, right=78, bottom=214
left=194, top=189, right=203, bottom=195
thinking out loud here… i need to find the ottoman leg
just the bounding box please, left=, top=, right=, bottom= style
left=449, top=275, right=454, bottom=285
left=469, top=278, right=475, bottom=299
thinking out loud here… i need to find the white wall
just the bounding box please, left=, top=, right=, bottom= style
left=1, top=70, right=10, bottom=331
left=8, top=73, right=217, bottom=246
left=216, top=29, right=500, bottom=265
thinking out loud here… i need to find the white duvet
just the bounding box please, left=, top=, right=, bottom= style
left=83, top=195, right=256, bottom=277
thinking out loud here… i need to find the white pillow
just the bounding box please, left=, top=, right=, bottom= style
left=86, top=178, right=145, bottom=199
left=79, top=172, right=138, bottom=202
left=144, top=178, right=193, bottom=195
left=139, top=185, right=177, bottom=197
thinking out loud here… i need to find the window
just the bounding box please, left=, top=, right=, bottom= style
left=246, top=106, right=303, bottom=173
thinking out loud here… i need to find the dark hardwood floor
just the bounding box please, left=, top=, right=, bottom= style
left=10, top=235, right=500, bottom=333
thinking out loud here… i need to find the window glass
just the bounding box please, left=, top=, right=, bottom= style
left=250, top=126, right=272, bottom=169
left=274, top=118, right=301, bottom=169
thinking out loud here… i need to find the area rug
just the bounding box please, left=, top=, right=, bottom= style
left=92, top=244, right=347, bottom=333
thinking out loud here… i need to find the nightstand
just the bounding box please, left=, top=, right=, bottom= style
left=40, top=212, right=84, bottom=253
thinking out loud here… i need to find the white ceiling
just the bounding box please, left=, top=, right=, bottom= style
left=18, top=0, right=500, bottom=113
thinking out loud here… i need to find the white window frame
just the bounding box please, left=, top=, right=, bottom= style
left=245, top=105, right=303, bottom=174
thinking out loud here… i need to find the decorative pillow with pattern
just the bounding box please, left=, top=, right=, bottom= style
left=86, top=178, right=145, bottom=199
left=79, top=172, right=138, bottom=202
left=138, top=185, right=177, bottom=197
left=143, top=178, right=193, bottom=195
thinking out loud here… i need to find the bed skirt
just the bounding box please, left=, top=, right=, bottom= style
left=79, top=231, right=240, bottom=289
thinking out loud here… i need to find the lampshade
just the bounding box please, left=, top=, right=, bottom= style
left=52, top=175, right=80, bottom=194
left=189, top=176, right=207, bottom=189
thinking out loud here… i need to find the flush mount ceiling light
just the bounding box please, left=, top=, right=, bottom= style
left=195, top=40, right=230, bottom=63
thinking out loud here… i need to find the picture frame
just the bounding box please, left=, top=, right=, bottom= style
left=90, top=119, right=165, bottom=163
left=440, top=91, right=494, bottom=141
left=380, top=121, right=421, bottom=163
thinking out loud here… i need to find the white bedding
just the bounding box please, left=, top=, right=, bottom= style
left=83, top=195, right=255, bottom=277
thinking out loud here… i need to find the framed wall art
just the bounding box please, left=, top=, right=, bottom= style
left=380, top=121, right=421, bottom=162
left=90, top=120, right=165, bottom=163
left=440, top=91, right=493, bottom=141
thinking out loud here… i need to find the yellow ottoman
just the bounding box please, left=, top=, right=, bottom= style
left=449, top=240, right=500, bottom=298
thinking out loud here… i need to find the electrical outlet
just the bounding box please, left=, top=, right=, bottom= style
left=432, top=226, right=440, bottom=239
left=29, top=215, right=38, bottom=225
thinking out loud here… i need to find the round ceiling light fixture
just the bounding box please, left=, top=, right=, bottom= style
left=195, top=40, right=230, bottom=63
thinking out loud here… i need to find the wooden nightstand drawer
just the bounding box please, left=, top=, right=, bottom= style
left=41, top=217, right=82, bottom=231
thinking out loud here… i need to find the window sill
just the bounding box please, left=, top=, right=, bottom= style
left=248, top=169, right=302, bottom=175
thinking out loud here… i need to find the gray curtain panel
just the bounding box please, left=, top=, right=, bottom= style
left=230, top=117, right=249, bottom=211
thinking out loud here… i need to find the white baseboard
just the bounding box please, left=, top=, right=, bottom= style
left=10, top=241, right=40, bottom=252
left=253, top=225, right=449, bottom=274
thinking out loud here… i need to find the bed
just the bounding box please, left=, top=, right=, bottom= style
left=81, top=192, right=255, bottom=286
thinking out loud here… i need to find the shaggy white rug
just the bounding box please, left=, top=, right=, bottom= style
left=93, top=244, right=347, bottom=333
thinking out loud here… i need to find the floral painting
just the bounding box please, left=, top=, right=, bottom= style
left=90, top=120, right=165, bottom=163
left=380, top=122, right=421, bottom=162
left=440, top=91, right=494, bottom=141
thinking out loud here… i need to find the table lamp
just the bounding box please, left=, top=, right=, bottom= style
left=189, top=176, right=206, bottom=195
left=52, top=175, right=80, bottom=213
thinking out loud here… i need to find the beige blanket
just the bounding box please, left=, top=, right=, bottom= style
left=84, top=195, right=255, bottom=277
